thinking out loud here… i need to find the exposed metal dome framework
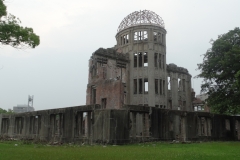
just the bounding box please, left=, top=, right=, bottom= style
left=117, top=10, right=165, bottom=33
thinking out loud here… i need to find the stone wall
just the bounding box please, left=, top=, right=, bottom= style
left=1, top=105, right=240, bottom=144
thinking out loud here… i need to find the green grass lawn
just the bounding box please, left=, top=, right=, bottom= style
left=0, top=141, right=240, bottom=160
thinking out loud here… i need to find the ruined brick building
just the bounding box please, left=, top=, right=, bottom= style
left=86, top=10, right=192, bottom=111
left=1, top=10, right=240, bottom=144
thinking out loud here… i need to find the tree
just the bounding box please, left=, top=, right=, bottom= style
left=196, top=27, right=240, bottom=115
left=0, top=0, right=40, bottom=48
left=0, top=108, right=7, bottom=113
left=0, top=108, right=13, bottom=114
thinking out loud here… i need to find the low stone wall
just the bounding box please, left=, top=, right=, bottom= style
left=0, top=105, right=239, bottom=144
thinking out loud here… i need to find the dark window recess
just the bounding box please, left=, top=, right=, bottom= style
left=160, top=105, right=163, bottom=108
left=163, top=80, right=165, bottom=95
left=134, top=79, right=137, bottom=94
left=139, top=79, right=143, bottom=94
left=134, top=53, right=137, bottom=67
left=154, top=53, right=158, bottom=67
left=121, top=36, right=122, bottom=45
left=155, top=105, right=159, bottom=108
left=117, top=61, right=126, bottom=68
left=97, top=57, right=107, bottom=65
left=101, top=98, right=107, bottom=109
left=1, top=118, right=9, bottom=134
left=169, top=100, right=172, bottom=109
left=183, top=101, right=186, bottom=108
left=163, top=55, right=165, bottom=69
left=138, top=52, right=142, bottom=67
left=155, top=79, right=158, bottom=94
left=139, top=31, right=142, bottom=40
left=15, top=117, right=24, bottom=134
left=159, top=54, right=162, bottom=68
left=160, top=79, right=162, bottom=95
left=144, top=52, right=148, bottom=67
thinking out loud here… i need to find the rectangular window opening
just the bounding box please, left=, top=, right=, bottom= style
left=158, top=33, right=161, bottom=42
left=154, top=53, right=158, bottom=67
left=178, top=78, right=181, bottom=91
left=160, top=79, right=162, bottom=95
left=163, top=55, right=165, bottom=69
left=139, top=79, right=143, bottom=94
left=82, top=112, right=87, bottom=136
left=183, top=101, right=186, bottom=108
left=163, top=80, right=165, bottom=95
left=138, top=52, right=142, bottom=67
left=134, top=79, right=137, bottom=94
left=168, top=77, right=171, bottom=90
left=143, top=31, right=148, bottom=41
left=144, top=52, right=148, bottom=67
left=123, top=35, right=126, bottom=44
left=153, top=32, right=157, bottom=42
left=126, top=34, right=129, bottom=43
left=159, top=54, right=162, bottom=69
left=144, top=79, right=148, bottom=94
left=101, top=98, right=107, bottom=109
left=183, top=79, right=186, bottom=92
left=168, top=100, right=172, bottom=109
left=155, top=79, right=158, bottom=94
left=134, top=53, right=137, bottom=67
left=134, top=32, right=138, bottom=41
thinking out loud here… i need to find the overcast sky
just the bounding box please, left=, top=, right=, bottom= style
left=0, top=0, right=239, bottom=111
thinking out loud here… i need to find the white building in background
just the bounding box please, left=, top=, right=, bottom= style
left=13, top=104, right=35, bottom=113
left=196, top=93, right=208, bottom=101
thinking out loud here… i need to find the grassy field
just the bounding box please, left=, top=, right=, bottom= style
left=0, top=141, right=240, bottom=160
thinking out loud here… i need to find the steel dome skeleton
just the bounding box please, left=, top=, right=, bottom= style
left=117, top=10, right=165, bottom=33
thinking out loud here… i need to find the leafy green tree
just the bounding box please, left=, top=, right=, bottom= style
left=0, top=108, right=14, bottom=114
left=0, top=108, right=7, bottom=113
left=196, top=27, right=240, bottom=115
left=0, top=0, right=40, bottom=48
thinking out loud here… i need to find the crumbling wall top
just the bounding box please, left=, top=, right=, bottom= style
left=167, top=63, right=189, bottom=74
left=92, top=48, right=129, bottom=62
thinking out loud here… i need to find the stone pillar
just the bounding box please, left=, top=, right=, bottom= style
left=132, top=112, right=136, bottom=139
left=207, top=118, right=212, bottom=136
left=237, top=120, right=240, bottom=140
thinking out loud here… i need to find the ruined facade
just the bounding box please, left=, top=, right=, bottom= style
left=86, top=10, right=192, bottom=111
left=1, top=10, right=240, bottom=144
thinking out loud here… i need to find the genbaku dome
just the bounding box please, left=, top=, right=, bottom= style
left=1, top=10, right=240, bottom=144
left=86, top=10, right=192, bottom=111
